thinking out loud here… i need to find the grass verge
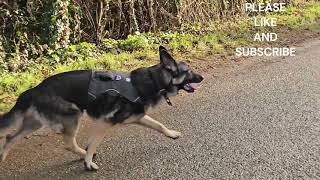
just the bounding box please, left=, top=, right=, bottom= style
left=1, top=2, right=320, bottom=112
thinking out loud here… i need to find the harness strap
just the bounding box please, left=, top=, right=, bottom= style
left=164, top=93, right=173, bottom=106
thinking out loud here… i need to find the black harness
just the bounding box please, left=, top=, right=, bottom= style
left=88, top=71, right=141, bottom=103
left=88, top=70, right=174, bottom=106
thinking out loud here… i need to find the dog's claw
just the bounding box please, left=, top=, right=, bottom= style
left=166, top=130, right=182, bottom=139
left=84, top=161, right=99, bottom=171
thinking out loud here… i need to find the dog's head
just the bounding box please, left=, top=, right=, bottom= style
left=159, top=46, right=203, bottom=96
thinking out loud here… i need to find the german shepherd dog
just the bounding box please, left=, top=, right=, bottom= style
left=0, top=46, right=203, bottom=171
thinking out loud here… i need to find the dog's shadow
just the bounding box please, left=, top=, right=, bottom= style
left=13, top=157, right=105, bottom=179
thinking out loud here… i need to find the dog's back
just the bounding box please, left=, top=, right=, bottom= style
left=35, top=70, right=92, bottom=110
left=0, top=70, right=92, bottom=139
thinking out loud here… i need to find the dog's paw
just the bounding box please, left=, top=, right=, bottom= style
left=165, top=130, right=182, bottom=139
left=84, top=161, right=99, bottom=171
left=0, top=150, right=8, bottom=162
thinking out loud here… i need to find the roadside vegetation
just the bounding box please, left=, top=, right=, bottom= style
left=0, top=1, right=320, bottom=111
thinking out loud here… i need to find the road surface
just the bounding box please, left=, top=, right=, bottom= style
left=0, top=38, right=319, bottom=179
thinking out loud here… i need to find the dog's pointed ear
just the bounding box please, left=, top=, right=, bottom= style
left=159, top=45, right=167, bottom=52
left=159, top=46, right=177, bottom=71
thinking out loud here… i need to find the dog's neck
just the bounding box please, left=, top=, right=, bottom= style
left=130, top=65, right=168, bottom=105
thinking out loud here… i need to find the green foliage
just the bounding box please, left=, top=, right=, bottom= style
left=118, top=34, right=151, bottom=51
left=1, top=2, right=320, bottom=111
left=168, top=33, right=195, bottom=51
left=269, top=2, right=320, bottom=30
left=0, top=0, right=54, bottom=59
left=47, top=42, right=98, bottom=65
left=103, top=39, right=118, bottom=49
left=0, top=71, right=42, bottom=96
left=50, top=0, right=71, bottom=49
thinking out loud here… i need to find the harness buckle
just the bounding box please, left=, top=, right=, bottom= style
left=160, top=91, right=172, bottom=106
left=165, top=96, right=173, bottom=106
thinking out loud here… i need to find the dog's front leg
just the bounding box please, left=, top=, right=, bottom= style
left=84, top=120, right=113, bottom=171
left=137, top=115, right=181, bottom=139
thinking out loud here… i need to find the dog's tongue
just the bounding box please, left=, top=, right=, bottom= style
left=189, top=83, right=198, bottom=90
left=184, top=83, right=199, bottom=92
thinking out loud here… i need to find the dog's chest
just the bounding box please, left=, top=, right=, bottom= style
left=88, top=70, right=141, bottom=103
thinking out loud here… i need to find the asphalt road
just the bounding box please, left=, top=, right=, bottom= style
left=0, top=38, right=319, bottom=179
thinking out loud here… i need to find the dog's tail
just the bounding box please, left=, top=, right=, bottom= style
left=0, top=90, right=32, bottom=138
left=0, top=98, right=29, bottom=138
left=0, top=111, right=14, bottom=128
left=0, top=110, right=17, bottom=138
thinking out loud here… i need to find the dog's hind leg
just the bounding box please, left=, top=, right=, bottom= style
left=84, top=120, right=113, bottom=171
left=136, top=115, right=181, bottom=139
left=35, top=96, right=87, bottom=158
left=0, top=109, right=42, bottom=161
left=62, top=116, right=86, bottom=158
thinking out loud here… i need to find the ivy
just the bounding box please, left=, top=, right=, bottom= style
left=50, top=0, right=71, bottom=49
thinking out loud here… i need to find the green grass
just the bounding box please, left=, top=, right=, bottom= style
left=1, top=2, right=320, bottom=112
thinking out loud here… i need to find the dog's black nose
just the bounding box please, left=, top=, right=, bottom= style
left=199, top=75, right=204, bottom=82
left=195, top=75, right=204, bottom=82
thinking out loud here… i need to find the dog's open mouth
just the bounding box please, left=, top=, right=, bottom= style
left=183, top=83, right=198, bottom=93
